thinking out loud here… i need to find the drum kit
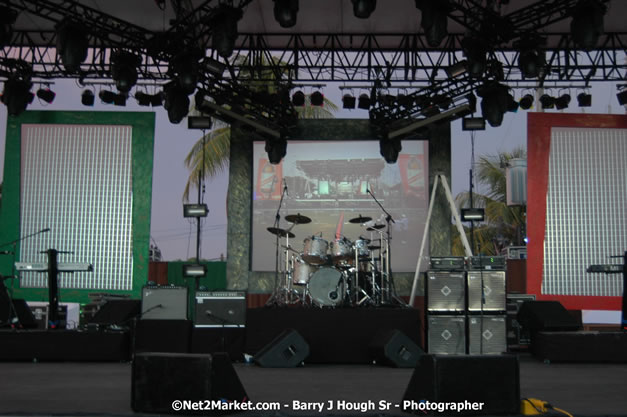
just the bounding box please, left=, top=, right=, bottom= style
left=265, top=213, right=400, bottom=308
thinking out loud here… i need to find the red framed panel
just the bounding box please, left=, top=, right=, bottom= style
left=527, top=113, right=627, bottom=311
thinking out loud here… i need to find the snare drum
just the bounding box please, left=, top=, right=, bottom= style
left=308, top=267, right=345, bottom=307
left=293, top=257, right=317, bottom=285
left=330, top=237, right=353, bottom=263
left=302, top=236, right=328, bottom=265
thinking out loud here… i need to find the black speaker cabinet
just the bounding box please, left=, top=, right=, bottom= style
left=369, top=329, right=424, bottom=368
left=89, top=299, right=141, bottom=326
left=141, top=286, right=188, bottom=320
left=0, top=298, right=37, bottom=329
left=253, top=329, right=310, bottom=367
left=132, top=352, right=248, bottom=414
left=403, top=354, right=520, bottom=415
left=195, top=291, right=246, bottom=327
left=517, top=301, right=580, bottom=333
left=134, top=319, right=192, bottom=354
left=426, top=271, right=466, bottom=312
left=427, top=315, right=466, bottom=354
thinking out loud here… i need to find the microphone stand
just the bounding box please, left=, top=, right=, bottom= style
left=267, top=184, right=288, bottom=306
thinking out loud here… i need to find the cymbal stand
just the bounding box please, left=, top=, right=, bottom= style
left=266, top=185, right=289, bottom=306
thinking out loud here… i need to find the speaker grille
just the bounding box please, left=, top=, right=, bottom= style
left=467, top=271, right=506, bottom=311
left=427, top=315, right=466, bottom=354
left=427, top=271, right=466, bottom=312
left=468, top=315, right=507, bottom=354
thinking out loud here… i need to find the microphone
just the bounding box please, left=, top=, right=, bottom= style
left=0, top=251, right=13, bottom=255
left=41, top=228, right=50, bottom=233
left=284, top=182, right=289, bottom=196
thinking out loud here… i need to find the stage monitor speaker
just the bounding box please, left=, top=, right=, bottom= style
left=467, top=271, right=506, bottom=311
left=369, top=329, right=424, bottom=368
left=141, top=286, right=188, bottom=320
left=468, top=315, right=507, bottom=354
left=195, top=291, right=246, bottom=327
left=517, top=301, right=580, bottom=333
left=134, top=320, right=192, bottom=354
left=427, top=315, right=466, bottom=354
left=89, top=299, right=141, bottom=326
left=426, top=271, right=466, bottom=312
left=132, top=352, right=248, bottom=414
left=0, top=298, right=37, bottom=329
left=253, top=329, right=310, bottom=368
left=403, top=354, right=520, bottom=415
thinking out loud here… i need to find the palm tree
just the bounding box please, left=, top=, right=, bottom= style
left=452, top=147, right=527, bottom=256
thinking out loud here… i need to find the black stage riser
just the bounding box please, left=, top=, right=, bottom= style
left=532, top=331, right=627, bottom=363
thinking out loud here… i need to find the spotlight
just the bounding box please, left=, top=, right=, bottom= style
left=416, top=0, right=449, bottom=47
left=518, top=48, right=545, bottom=79
left=571, top=0, right=606, bottom=51
left=81, top=90, right=95, bottom=106
left=56, top=19, right=89, bottom=73
left=188, top=116, right=212, bottom=130
left=111, top=51, right=140, bottom=93
left=273, top=0, right=299, bottom=28
left=357, top=93, right=371, bottom=109
left=265, top=136, right=287, bottom=164
left=36, top=87, right=56, bottom=104
left=445, top=60, right=467, bottom=78
left=462, top=117, right=486, bottom=131
left=342, top=94, right=356, bottom=109
left=519, top=94, right=534, bottom=110
left=212, top=5, right=243, bottom=58
left=99, top=90, right=126, bottom=106
left=1, top=77, right=34, bottom=116
left=507, top=94, right=519, bottom=112
left=310, top=91, right=324, bottom=106
left=577, top=92, right=592, bottom=107
left=380, top=137, right=402, bottom=164
left=555, top=94, right=571, bottom=110
left=461, top=208, right=485, bottom=222
left=182, top=264, right=207, bottom=278
left=616, top=90, right=627, bottom=106
left=171, top=51, right=201, bottom=95
left=540, top=94, right=555, bottom=109
left=461, top=37, right=487, bottom=78
left=164, top=82, right=190, bottom=124
left=0, top=6, right=17, bottom=48
left=477, top=82, right=510, bottom=127
left=136, top=91, right=163, bottom=107
left=183, top=203, right=209, bottom=217
left=352, top=0, right=376, bottom=19
left=292, top=90, right=305, bottom=106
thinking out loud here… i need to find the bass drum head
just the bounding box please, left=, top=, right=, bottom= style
left=308, top=267, right=345, bottom=307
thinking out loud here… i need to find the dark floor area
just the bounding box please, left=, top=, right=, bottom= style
left=1, top=354, right=626, bottom=417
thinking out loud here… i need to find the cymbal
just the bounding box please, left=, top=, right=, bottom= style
left=349, top=215, right=372, bottom=224
left=267, top=227, right=295, bottom=238
left=366, top=224, right=385, bottom=231
left=285, top=213, right=312, bottom=224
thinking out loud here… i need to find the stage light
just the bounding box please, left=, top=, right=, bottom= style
left=478, top=82, right=510, bottom=127
left=56, top=19, right=89, bottom=73
left=1, top=77, right=34, bottom=116
left=183, top=203, right=209, bottom=217
left=203, top=57, right=227, bottom=77
left=617, top=90, right=627, bottom=106
left=212, top=5, right=242, bottom=58
left=462, top=117, right=485, bottom=131
left=99, top=90, right=126, bottom=106
left=352, top=0, right=376, bottom=19
left=81, top=89, right=95, bottom=106
left=0, top=6, right=17, bottom=48
left=555, top=93, right=571, bottom=110
left=540, top=94, right=555, bottom=109
left=507, top=94, right=519, bottom=112
left=519, top=94, right=534, bottom=110
left=188, top=116, right=212, bottom=130
left=342, top=94, right=356, bottom=109
left=310, top=91, right=324, bottom=106
left=577, top=92, right=592, bottom=107
left=136, top=91, right=163, bottom=107
left=182, top=264, right=207, bottom=278
left=518, top=48, right=545, bottom=79
left=292, top=90, right=305, bottom=106
left=36, top=87, right=56, bottom=104
left=357, top=93, right=371, bottom=109
left=265, top=136, right=287, bottom=164
left=380, top=137, right=402, bottom=164
left=164, top=82, right=190, bottom=124
left=416, top=0, right=449, bottom=47
left=445, top=60, right=467, bottom=78
left=461, top=208, right=485, bottom=222
left=171, top=51, right=202, bottom=95
left=461, top=37, right=487, bottom=78
left=273, top=0, right=299, bottom=28
left=571, top=0, right=606, bottom=51
left=111, top=51, right=140, bottom=93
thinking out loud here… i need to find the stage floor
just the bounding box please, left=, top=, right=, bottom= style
left=0, top=354, right=626, bottom=416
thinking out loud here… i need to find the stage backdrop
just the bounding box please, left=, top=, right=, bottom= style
left=527, top=113, right=627, bottom=311
left=0, top=111, right=155, bottom=303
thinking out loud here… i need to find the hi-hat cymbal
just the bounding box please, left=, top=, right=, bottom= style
left=366, top=224, right=385, bottom=231
left=267, top=227, right=295, bottom=238
left=285, top=213, right=312, bottom=224
left=349, top=215, right=372, bottom=224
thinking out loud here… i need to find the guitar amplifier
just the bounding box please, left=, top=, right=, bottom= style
left=467, top=270, right=506, bottom=312
left=141, top=286, right=188, bottom=320
left=468, top=315, right=507, bottom=354
left=426, top=271, right=466, bottom=312
left=194, top=291, right=246, bottom=328
left=427, top=315, right=466, bottom=354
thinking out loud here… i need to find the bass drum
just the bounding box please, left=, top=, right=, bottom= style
left=308, top=267, right=345, bottom=307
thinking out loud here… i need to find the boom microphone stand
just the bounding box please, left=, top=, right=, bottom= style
left=266, top=183, right=288, bottom=306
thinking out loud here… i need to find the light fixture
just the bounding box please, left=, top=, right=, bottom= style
left=555, top=93, right=571, bottom=110
left=477, top=82, right=510, bottom=127
left=357, top=93, right=371, bottom=109
left=171, top=51, right=201, bottom=95
left=99, top=90, right=126, bottom=106
left=540, top=94, right=555, bottom=109
left=352, top=0, right=376, bottom=19
left=445, top=60, right=467, bottom=78
left=461, top=208, right=485, bottom=222
left=310, top=91, right=324, bottom=106
left=577, top=92, right=592, bottom=107
left=56, top=19, right=89, bottom=73
left=183, top=203, right=209, bottom=217
left=111, top=51, right=140, bottom=93
left=518, top=48, right=545, bottom=79
left=203, top=57, right=227, bottom=77
left=616, top=90, right=627, bottom=106
left=519, top=94, right=534, bottom=110
left=507, top=94, right=519, bottom=112
left=342, top=94, right=356, bottom=109
left=1, top=77, right=34, bottom=116
left=212, top=5, right=242, bottom=58
left=188, top=116, right=212, bottom=130
left=461, top=37, right=487, bottom=78
left=292, top=90, right=305, bottom=106
left=182, top=264, right=207, bottom=278
left=571, top=0, right=606, bottom=51
left=388, top=100, right=474, bottom=139
left=164, top=83, right=190, bottom=124
left=462, top=117, right=485, bottom=131
left=273, top=0, right=299, bottom=28
left=135, top=91, right=163, bottom=107
left=36, top=87, right=56, bottom=104
left=0, top=6, right=17, bottom=48
left=81, top=89, right=95, bottom=106
left=265, top=136, right=288, bottom=164
left=380, top=137, right=402, bottom=164
left=416, top=0, right=449, bottom=47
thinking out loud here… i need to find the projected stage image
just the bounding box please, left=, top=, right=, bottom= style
left=252, top=140, right=429, bottom=272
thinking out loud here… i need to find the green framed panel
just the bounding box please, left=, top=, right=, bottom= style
left=0, top=111, right=155, bottom=304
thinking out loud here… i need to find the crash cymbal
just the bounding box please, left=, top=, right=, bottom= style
left=366, top=224, right=385, bottom=231
left=285, top=213, right=312, bottom=224
left=267, top=227, right=295, bottom=238
left=349, top=215, right=372, bottom=224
